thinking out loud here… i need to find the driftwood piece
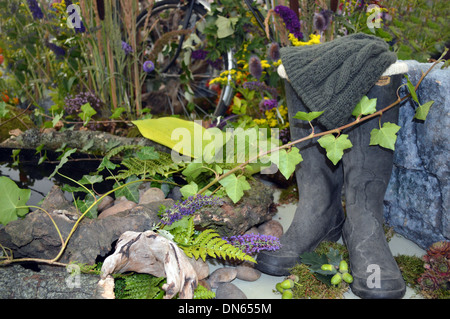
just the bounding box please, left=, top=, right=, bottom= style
left=0, top=128, right=171, bottom=155
left=100, top=230, right=198, bottom=299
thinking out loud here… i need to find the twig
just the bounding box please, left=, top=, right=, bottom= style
left=0, top=103, right=32, bottom=128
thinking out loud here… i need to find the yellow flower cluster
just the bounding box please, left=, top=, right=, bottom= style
left=289, top=34, right=321, bottom=46
left=209, top=69, right=247, bottom=86
left=253, top=104, right=289, bottom=129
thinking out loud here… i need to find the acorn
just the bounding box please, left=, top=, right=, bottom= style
left=280, top=279, right=294, bottom=289
left=342, top=272, right=354, bottom=284
left=331, top=273, right=342, bottom=286
left=339, top=260, right=349, bottom=273
left=275, top=282, right=284, bottom=293
left=321, top=264, right=334, bottom=271
left=282, top=289, right=293, bottom=299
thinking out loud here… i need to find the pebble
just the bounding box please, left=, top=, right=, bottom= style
left=97, top=195, right=114, bottom=212
left=257, top=220, right=283, bottom=238
left=215, top=282, right=247, bottom=299
left=236, top=263, right=261, bottom=281
left=98, top=200, right=137, bottom=219
left=208, top=267, right=237, bottom=289
left=139, top=187, right=166, bottom=205
left=189, top=257, right=210, bottom=280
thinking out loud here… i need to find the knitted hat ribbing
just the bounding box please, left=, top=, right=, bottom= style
left=280, top=33, right=397, bottom=130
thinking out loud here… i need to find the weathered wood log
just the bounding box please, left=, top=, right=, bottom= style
left=0, top=128, right=171, bottom=155
left=100, top=230, right=198, bottom=299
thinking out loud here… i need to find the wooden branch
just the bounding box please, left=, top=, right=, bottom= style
left=100, top=230, right=198, bottom=299
left=0, top=128, right=171, bottom=155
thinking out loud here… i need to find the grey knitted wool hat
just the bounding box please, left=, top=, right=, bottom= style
left=280, top=33, right=397, bottom=130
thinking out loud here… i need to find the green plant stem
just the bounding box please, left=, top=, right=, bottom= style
left=198, top=57, right=442, bottom=196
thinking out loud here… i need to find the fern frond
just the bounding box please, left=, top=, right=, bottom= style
left=117, top=274, right=165, bottom=299
left=105, top=144, right=144, bottom=160
left=180, top=228, right=256, bottom=263
left=109, top=152, right=186, bottom=180
left=194, top=285, right=215, bottom=299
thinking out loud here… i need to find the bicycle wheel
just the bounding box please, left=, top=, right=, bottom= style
left=137, top=0, right=234, bottom=119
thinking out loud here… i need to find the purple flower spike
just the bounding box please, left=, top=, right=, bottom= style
left=161, top=195, right=223, bottom=225
left=224, top=233, right=282, bottom=255
left=27, top=0, right=44, bottom=20
left=274, top=5, right=303, bottom=40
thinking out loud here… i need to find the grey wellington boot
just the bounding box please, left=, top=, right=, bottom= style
left=256, top=82, right=345, bottom=276
left=342, top=72, right=406, bottom=299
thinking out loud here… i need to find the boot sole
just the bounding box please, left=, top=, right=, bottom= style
left=256, top=220, right=344, bottom=276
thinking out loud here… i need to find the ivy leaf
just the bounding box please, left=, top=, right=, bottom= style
left=0, top=177, right=31, bottom=225
left=78, top=102, right=97, bottom=125
left=97, top=157, right=118, bottom=171
left=414, top=100, right=434, bottom=121
left=114, top=176, right=142, bottom=203
left=218, top=173, right=251, bottom=203
left=351, top=96, right=377, bottom=117
left=405, top=75, right=419, bottom=104
left=369, top=122, right=401, bottom=151
left=293, top=111, right=324, bottom=122
left=49, top=148, right=77, bottom=178
left=317, top=134, right=353, bottom=165
left=180, top=181, right=198, bottom=199
left=78, top=174, right=104, bottom=185
left=271, top=147, right=303, bottom=180
left=136, top=146, right=160, bottom=160
left=215, top=16, right=238, bottom=39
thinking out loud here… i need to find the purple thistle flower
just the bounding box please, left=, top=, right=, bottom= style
left=121, top=41, right=133, bottom=55
left=27, top=0, right=44, bottom=20
left=268, top=42, right=280, bottom=61
left=161, top=195, right=223, bottom=225
left=248, top=56, right=263, bottom=79
left=224, top=233, right=282, bottom=255
left=274, top=5, right=303, bottom=40
left=259, top=99, right=278, bottom=112
left=314, top=10, right=333, bottom=32
left=143, top=60, right=155, bottom=73
left=64, top=91, right=105, bottom=115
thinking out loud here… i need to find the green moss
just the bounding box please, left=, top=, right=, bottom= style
left=395, top=254, right=425, bottom=288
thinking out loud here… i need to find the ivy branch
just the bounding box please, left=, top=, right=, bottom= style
left=197, top=53, right=446, bottom=197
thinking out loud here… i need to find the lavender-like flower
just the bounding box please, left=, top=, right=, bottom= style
left=224, top=233, right=282, bottom=255
left=259, top=98, right=278, bottom=112
left=243, top=81, right=278, bottom=98
left=121, top=41, right=133, bottom=55
left=143, top=60, right=155, bottom=73
left=27, top=0, right=44, bottom=20
left=274, top=5, right=303, bottom=40
left=192, top=49, right=208, bottom=60
left=161, top=195, right=223, bottom=225
left=45, top=42, right=66, bottom=58
left=64, top=91, right=105, bottom=115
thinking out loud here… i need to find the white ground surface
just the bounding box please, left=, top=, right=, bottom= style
left=209, top=189, right=426, bottom=299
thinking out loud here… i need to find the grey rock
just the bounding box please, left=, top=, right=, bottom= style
left=0, top=264, right=100, bottom=299
left=215, top=282, right=247, bottom=299
left=383, top=60, right=450, bottom=249
left=139, top=187, right=166, bottom=205
left=97, top=195, right=114, bottom=212
left=208, top=267, right=237, bottom=289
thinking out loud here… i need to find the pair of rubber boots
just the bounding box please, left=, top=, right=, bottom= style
left=256, top=72, right=406, bottom=299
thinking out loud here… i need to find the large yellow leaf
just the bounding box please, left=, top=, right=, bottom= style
left=132, top=117, right=226, bottom=160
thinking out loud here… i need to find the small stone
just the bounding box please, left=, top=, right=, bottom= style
left=98, top=200, right=137, bottom=219
left=236, top=263, right=261, bottom=281
left=97, top=195, right=114, bottom=212
left=167, top=186, right=183, bottom=202
left=244, top=227, right=259, bottom=235
left=257, top=220, right=283, bottom=238
left=208, top=267, right=237, bottom=289
left=215, top=282, right=247, bottom=299
left=139, top=187, right=166, bottom=205
left=188, top=257, right=210, bottom=280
